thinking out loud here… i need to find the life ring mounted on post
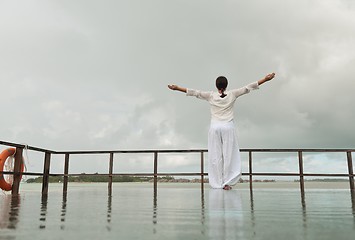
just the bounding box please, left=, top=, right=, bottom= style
left=0, top=148, right=25, bottom=191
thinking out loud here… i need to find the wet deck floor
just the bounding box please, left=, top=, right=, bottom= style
left=1, top=183, right=354, bottom=240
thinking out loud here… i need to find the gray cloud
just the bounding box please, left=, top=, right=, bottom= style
left=1, top=0, right=354, bottom=175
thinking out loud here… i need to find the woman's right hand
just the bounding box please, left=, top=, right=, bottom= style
left=264, top=73, right=275, bottom=81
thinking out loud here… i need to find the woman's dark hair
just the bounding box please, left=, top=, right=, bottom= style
left=216, top=76, right=228, bottom=98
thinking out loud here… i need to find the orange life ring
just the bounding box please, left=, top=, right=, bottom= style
left=0, top=148, right=24, bottom=191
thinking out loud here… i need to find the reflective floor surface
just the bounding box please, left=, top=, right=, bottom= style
left=1, top=183, right=355, bottom=240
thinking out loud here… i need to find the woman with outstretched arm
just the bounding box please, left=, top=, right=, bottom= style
left=168, top=73, right=275, bottom=190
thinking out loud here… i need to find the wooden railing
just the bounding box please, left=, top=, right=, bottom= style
left=0, top=140, right=354, bottom=195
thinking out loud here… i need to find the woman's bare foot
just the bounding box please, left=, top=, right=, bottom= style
left=223, top=185, right=232, bottom=190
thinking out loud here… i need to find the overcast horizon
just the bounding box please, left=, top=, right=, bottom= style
left=1, top=0, right=354, bottom=176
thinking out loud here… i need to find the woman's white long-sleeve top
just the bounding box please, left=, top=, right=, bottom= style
left=186, top=81, right=259, bottom=122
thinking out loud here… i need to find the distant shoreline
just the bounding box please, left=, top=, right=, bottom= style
left=25, top=175, right=349, bottom=184
left=25, top=175, right=349, bottom=189
left=19, top=181, right=351, bottom=191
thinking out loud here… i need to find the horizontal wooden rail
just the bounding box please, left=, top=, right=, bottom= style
left=242, top=149, right=355, bottom=153
left=2, top=140, right=354, bottom=154
left=243, top=173, right=353, bottom=177
left=0, top=140, right=55, bottom=154
left=47, top=173, right=208, bottom=177
left=2, top=171, right=352, bottom=178
left=1, top=172, right=353, bottom=179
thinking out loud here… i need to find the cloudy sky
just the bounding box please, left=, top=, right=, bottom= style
left=1, top=0, right=354, bottom=177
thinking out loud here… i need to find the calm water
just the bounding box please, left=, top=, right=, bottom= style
left=1, top=183, right=354, bottom=240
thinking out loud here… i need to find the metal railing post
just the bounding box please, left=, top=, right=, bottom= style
left=42, top=152, right=51, bottom=195
left=154, top=152, right=158, bottom=188
left=298, top=151, right=305, bottom=195
left=63, top=153, right=70, bottom=193
left=347, top=151, right=354, bottom=191
left=249, top=151, right=253, bottom=191
left=200, top=151, right=204, bottom=188
left=108, top=152, right=114, bottom=196
left=11, top=147, right=24, bottom=195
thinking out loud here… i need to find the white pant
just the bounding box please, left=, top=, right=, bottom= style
left=208, top=120, right=241, bottom=188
